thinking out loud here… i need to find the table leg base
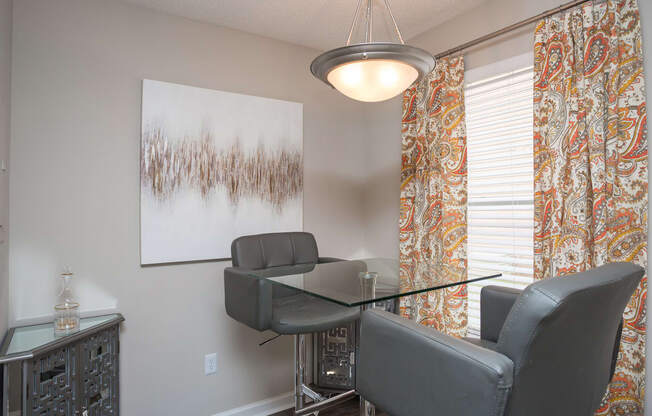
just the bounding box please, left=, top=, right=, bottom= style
left=295, top=333, right=356, bottom=415
left=360, top=397, right=375, bottom=416
left=294, top=389, right=357, bottom=416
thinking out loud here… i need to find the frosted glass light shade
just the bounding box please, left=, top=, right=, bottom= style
left=311, top=43, right=435, bottom=103
left=327, top=59, right=419, bottom=102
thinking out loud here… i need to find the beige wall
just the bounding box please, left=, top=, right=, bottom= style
left=8, top=0, right=652, bottom=414
left=366, top=0, right=652, bottom=413
left=360, top=98, right=401, bottom=259
left=0, top=0, right=11, bottom=341
left=335, top=0, right=579, bottom=260
left=9, top=0, right=370, bottom=414
left=363, top=0, right=652, bottom=248
left=361, top=0, right=605, bottom=259
left=638, top=1, right=651, bottom=413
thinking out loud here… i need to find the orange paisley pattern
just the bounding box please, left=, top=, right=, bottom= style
left=533, top=1, right=647, bottom=414
left=399, top=56, right=468, bottom=337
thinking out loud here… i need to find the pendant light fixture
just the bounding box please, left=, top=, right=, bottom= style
left=311, top=0, right=435, bottom=103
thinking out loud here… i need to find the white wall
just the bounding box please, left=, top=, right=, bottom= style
left=0, top=0, right=11, bottom=340
left=9, top=0, right=370, bottom=414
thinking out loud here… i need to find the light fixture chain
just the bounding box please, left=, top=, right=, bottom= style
left=365, top=0, right=373, bottom=43
left=383, top=0, right=405, bottom=44
left=346, top=0, right=364, bottom=46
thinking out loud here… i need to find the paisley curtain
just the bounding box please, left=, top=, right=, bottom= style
left=399, top=56, right=468, bottom=337
left=533, top=0, right=647, bottom=413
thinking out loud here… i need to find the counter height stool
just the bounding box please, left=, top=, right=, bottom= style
left=224, top=232, right=359, bottom=414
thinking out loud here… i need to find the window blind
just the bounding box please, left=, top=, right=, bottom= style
left=464, top=66, right=534, bottom=337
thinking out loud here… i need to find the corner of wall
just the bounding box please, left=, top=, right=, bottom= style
left=0, top=0, right=12, bottom=340
left=360, top=97, right=402, bottom=259
left=636, top=3, right=652, bottom=415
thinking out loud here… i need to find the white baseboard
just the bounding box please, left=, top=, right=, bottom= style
left=213, top=392, right=294, bottom=416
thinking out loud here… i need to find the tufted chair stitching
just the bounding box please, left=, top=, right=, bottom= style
left=495, top=385, right=511, bottom=416
left=498, top=291, right=528, bottom=351
left=289, top=234, right=296, bottom=265
left=506, top=289, right=556, bottom=371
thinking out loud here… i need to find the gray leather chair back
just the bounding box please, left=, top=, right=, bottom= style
left=497, top=262, right=644, bottom=416
left=231, top=232, right=319, bottom=269
left=225, top=232, right=356, bottom=334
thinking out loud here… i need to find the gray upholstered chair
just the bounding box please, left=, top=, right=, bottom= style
left=357, top=262, right=644, bottom=416
left=223, top=232, right=359, bottom=411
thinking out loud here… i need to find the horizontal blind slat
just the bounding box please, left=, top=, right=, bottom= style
left=465, top=65, right=534, bottom=336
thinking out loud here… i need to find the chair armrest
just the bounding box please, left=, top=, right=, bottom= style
left=481, top=286, right=522, bottom=343
left=358, top=309, right=513, bottom=416
left=224, top=267, right=272, bottom=332
left=318, top=257, right=345, bottom=263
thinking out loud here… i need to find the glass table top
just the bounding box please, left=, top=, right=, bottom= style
left=1, top=314, right=123, bottom=360
left=252, top=258, right=501, bottom=307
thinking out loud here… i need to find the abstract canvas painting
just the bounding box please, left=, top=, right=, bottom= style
left=140, top=80, right=303, bottom=265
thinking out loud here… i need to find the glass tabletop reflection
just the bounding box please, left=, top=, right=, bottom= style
left=250, top=258, right=501, bottom=307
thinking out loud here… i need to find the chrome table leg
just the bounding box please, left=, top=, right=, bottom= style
left=358, top=272, right=377, bottom=416
left=296, top=333, right=336, bottom=416
left=360, top=397, right=376, bottom=416
left=295, top=334, right=306, bottom=411
left=296, top=270, right=380, bottom=416
left=295, top=390, right=357, bottom=416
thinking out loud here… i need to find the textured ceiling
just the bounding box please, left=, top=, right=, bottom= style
left=119, top=0, right=489, bottom=51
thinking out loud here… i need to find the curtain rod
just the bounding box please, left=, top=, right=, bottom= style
left=434, top=0, right=593, bottom=59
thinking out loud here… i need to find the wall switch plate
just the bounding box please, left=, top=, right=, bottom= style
left=204, top=353, right=217, bottom=375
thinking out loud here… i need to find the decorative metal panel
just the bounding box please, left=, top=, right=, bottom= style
left=27, top=346, right=77, bottom=415
left=79, top=326, right=119, bottom=416
left=315, top=300, right=399, bottom=390
left=316, top=322, right=356, bottom=390
left=24, top=324, right=120, bottom=416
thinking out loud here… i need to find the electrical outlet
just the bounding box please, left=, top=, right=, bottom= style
left=205, top=353, right=217, bottom=375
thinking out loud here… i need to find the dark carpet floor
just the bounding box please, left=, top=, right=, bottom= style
left=270, top=397, right=388, bottom=416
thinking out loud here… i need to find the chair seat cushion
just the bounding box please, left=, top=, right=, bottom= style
left=271, top=294, right=359, bottom=334
left=463, top=337, right=499, bottom=351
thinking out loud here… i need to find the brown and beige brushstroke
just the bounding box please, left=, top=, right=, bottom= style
left=141, top=127, right=303, bottom=211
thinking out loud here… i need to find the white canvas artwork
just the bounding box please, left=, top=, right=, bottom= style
left=140, top=80, right=303, bottom=265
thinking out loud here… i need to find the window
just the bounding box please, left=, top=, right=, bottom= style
left=464, top=58, right=534, bottom=336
